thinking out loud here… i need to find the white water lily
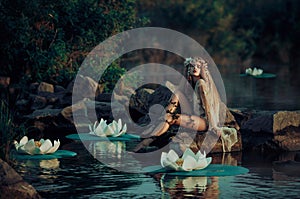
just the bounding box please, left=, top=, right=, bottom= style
left=245, top=67, right=263, bottom=76
left=14, top=136, right=60, bottom=155
left=89, top=118, right=127, bottom=137
left=161, top=148, right=212, bottom=171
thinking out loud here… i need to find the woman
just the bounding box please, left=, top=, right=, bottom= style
left=133, top=57, right=230, bottom=152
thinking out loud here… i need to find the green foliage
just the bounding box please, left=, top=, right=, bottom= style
left=0, top=100, right=25, bottom=161
left=100, top=61, right=126, bottom=93
left=0, top=0, right=146, bottom=84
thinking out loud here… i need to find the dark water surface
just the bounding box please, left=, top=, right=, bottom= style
left=224, top=74, right=300, bottom=111
left=12, top=62, right=300, bottom=198
left=12, top=141, right=300, bottom=199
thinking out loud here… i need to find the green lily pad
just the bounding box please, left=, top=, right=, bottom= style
left=12, top=150, right=77, bottom=160
left=142, top=164, right=249, bottom=176
left=240, top=73, right=276, bottom=78
left=66, top=133, right=140, bottom=141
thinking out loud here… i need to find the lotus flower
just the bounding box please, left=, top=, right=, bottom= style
left=160, top=148, right=212, bottom=171
left=245, top=67, right=263, bottom=76
left=14, top=136, right=60, bottom=155
left=89, top=118, right=127, bottom=137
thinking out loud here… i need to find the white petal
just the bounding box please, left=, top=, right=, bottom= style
left=40, top=139, right=53, bottom=153
left=167, top=150, right=179, bottom=163
left=109, top=120, right=119, bottom=132
left=160, top=152, right=168, bottom=167
left=195, top=150, right=206, bottom=160
left=113, top=123, right=127, bottom=137
left=93, top=121, right=98, bottom=131
left=117, top=119, right=122, bottom=130
left=46, top=140, right=60, bottom=154
left=182, top=148, right=196, bottom=160
left=161, top=151, right=181, bottom=171
left=39, top=139, right=45, bottom=144
left=19, top=136, right=28, bottom=146
left=122, top=123, right=127, bottom=133
left=24, top=139, right=39, bottom=155
left=103, top=125, right=114, bottom=136
left=182, top=155, right=198, bottom=171
left=89, top=124, right=93, bottom=133
left=94, top=120, right=108, bottom=136
left=196, top=157, right=212, bottom=170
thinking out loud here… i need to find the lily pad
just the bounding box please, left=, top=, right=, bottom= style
left=142, top=164, right=249, bottom=176
left=240, top=73, right=276, bottom=78
left=12, top=150, right=77, bottom=160
left=66, top=133, right=140, bottom=141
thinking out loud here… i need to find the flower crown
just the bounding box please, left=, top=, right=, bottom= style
left=184, top=57, right=207, bottom=67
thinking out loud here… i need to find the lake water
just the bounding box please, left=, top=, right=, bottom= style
left=12, top=140, right=300, bottom=199
left=12, top=58, right=300, bottom=198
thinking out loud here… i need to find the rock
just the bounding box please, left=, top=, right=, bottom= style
left=67, top=75, right=102, bottom=102
left=191, top=131, right=242, bottom=153
left=274, top=127, right=300, bottom=151
left=129, top=87, right=154, bottom=115
left=241, top=112, right=274, bottom=133
left=16, top=99, right=31, bottom=114
left=31, top=95, right=47, bottom=110
left=29, top=82, right=39, bottom=94
left=61, top=98, right=116, bottom=124
left=54, top=85, right=66, bottom=93
left=24, top=108, right=62, bottom=120
left=0, top=158, right=41, bottom=199
left=239, top=110, right=300, bottom=152
left=37, top=82, right=54, bottom=93
left=273, top=111, right=300, bottom=132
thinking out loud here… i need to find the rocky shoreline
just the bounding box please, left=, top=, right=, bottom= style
left=9, top=78, right=298, bottom=153
left=1, top=77, right=300, bottom=197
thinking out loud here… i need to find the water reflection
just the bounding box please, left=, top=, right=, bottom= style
left=39, top=159, right=60, bottom=169
left=158, top=174, right=211, bottom=198
left=151, top=152, right=242, bottom=198
left=89, top=141, right=125, bottom=160
left=11, top=141, right=300, bottom=198
left=85, top=140, right=145, bottom=173
left=16, top=158, right=60, bottom=170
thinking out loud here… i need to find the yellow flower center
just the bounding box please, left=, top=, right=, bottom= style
left=34, top=141, right=42, bottom=147
left=176, top=158, right=184, bottom=167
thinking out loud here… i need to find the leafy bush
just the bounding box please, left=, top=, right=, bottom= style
left=100, top=61, right=127, bottom=93
left=0, top=0, right=147, bottom=85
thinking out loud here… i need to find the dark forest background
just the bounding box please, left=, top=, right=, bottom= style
left=1, top=0, right=299, bottom=84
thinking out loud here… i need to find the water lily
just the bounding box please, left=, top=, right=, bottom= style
left=14, top=136, right=60, bottom=155
left=160, top=148, right=212, bottom=171
left=245, top=67, right=263, bottom=76
left=89, top=118, right=127, bottom=137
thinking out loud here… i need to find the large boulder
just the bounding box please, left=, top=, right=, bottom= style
left=37, top=82, right=54, bottom=93
left=0, top=158, right=41, bottom=199
left=240, top=110, right=300, bottom=152
left=273, top=111, right=300, bottom=151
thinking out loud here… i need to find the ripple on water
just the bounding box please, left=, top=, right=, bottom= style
left=12, top=143, right=300, bottom=198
